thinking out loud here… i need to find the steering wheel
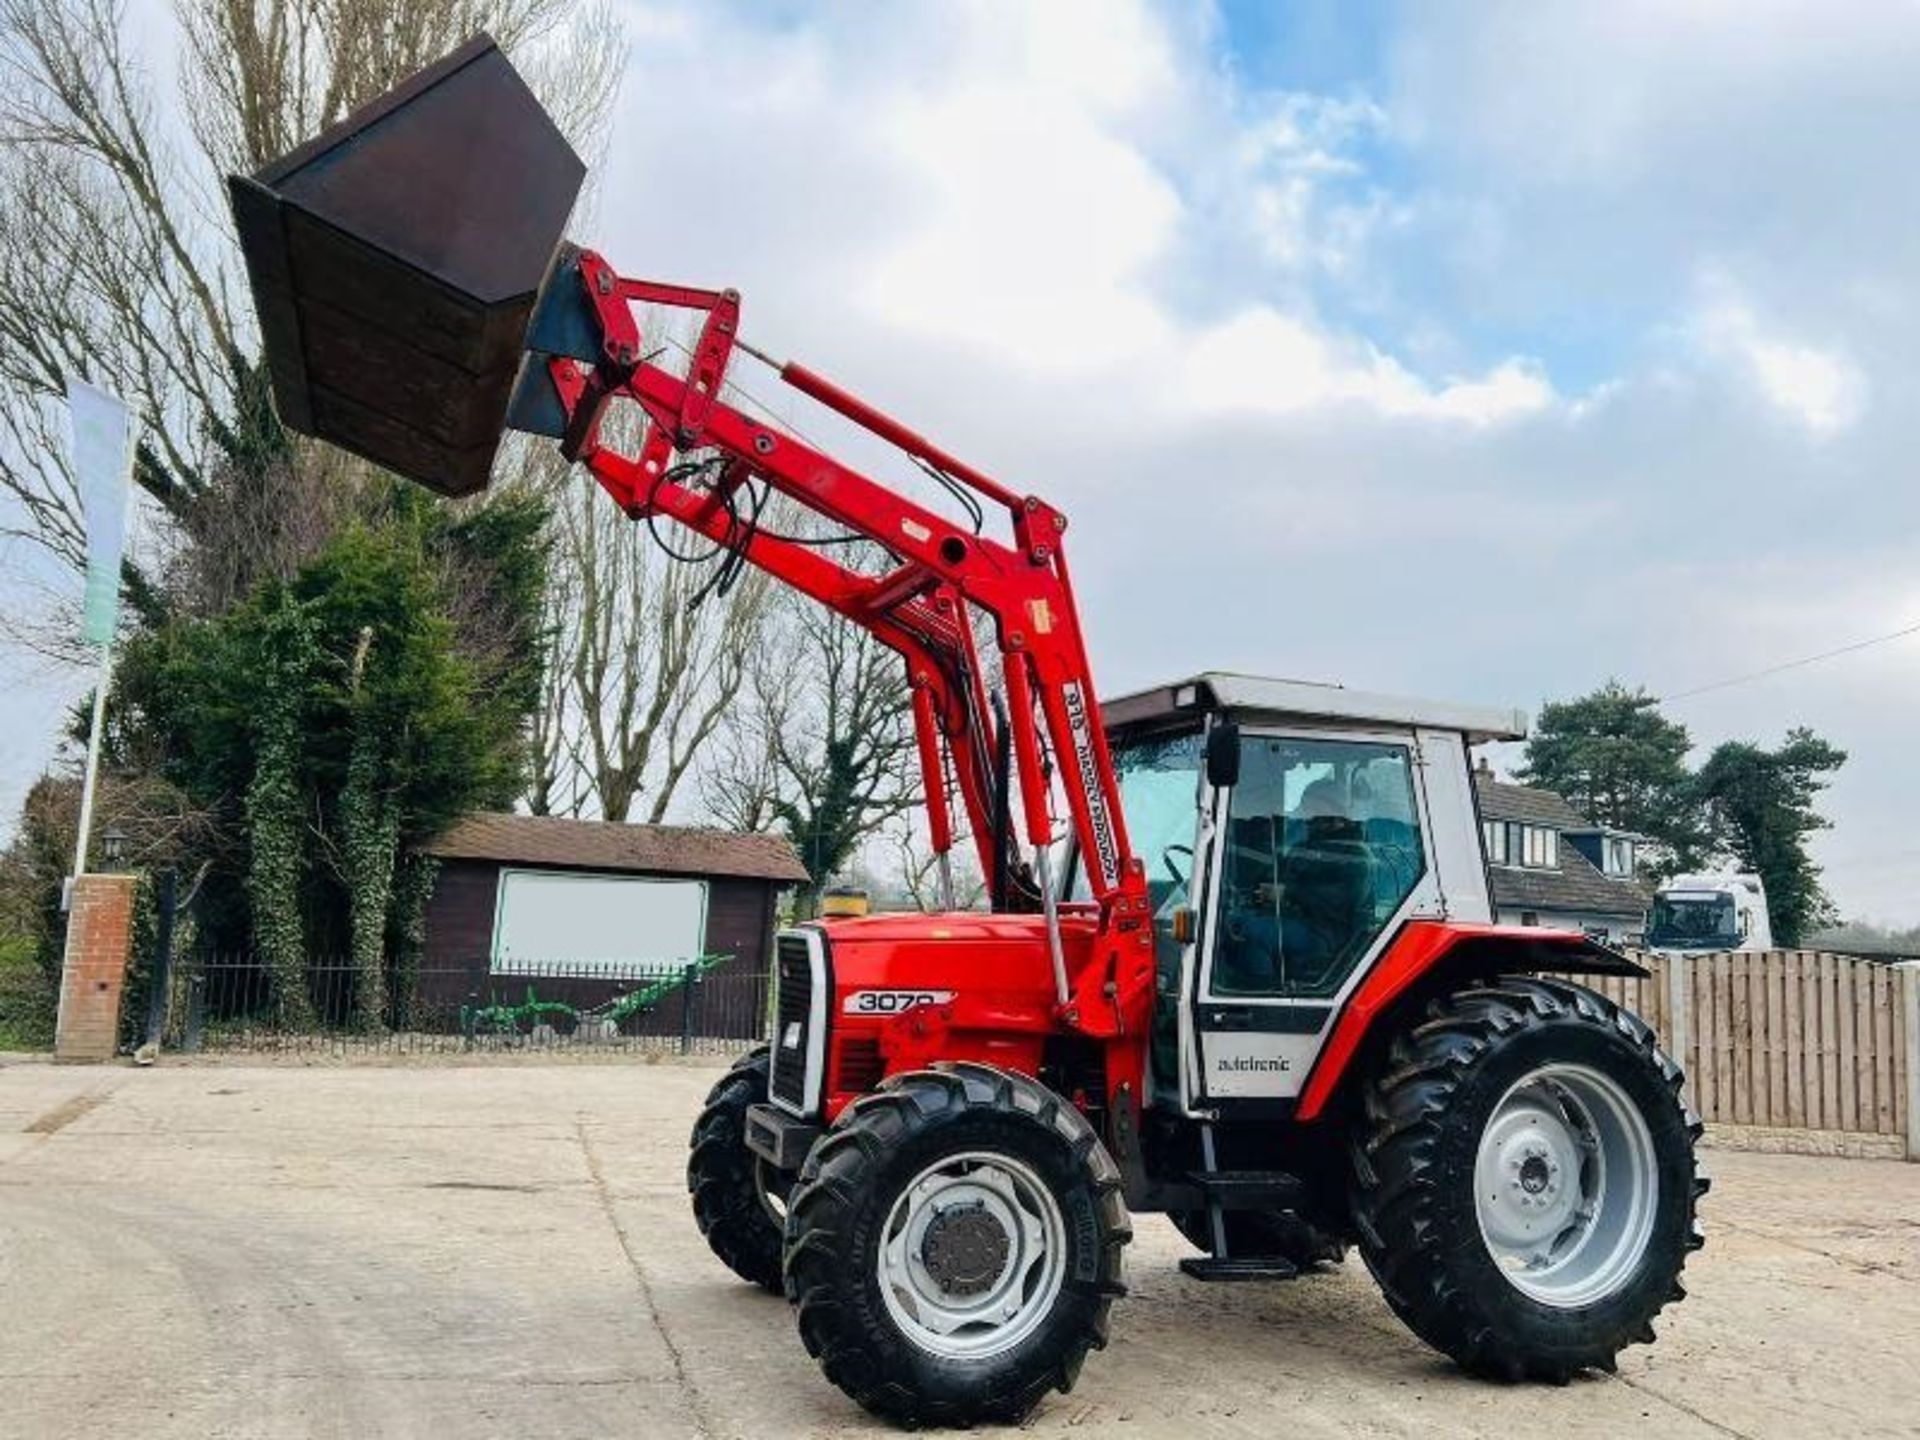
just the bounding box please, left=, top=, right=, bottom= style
left=1162, top=843, right=1193, bottom=890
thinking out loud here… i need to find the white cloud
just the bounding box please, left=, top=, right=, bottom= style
left=856, top=81, right=1182, bottom=369
left=611, top=0, right=1558, bottom=419
left=1692, top=288, right=1865, bottom=436
left=1231, top=95, right=1388, bottom=271
left=1391, top=2, right=1920, bottom=186
left=1744, top=333, right=1863, bottom=436
left=1010, top=0, right=1181, bottom=116
left=1179, top=307, right=1553, bottom=424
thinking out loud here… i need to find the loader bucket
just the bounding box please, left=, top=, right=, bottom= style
left=229, top=34, right=584, bottom=496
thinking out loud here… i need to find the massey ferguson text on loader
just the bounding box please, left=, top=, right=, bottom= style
left=233, top=37, right=1706, bottom=1427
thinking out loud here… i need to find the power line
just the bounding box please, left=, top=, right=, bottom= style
left=1661, top=619, right=1920, bottom=703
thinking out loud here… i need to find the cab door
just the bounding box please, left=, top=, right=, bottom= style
left=1190, top=728, right=1441, bottom=1103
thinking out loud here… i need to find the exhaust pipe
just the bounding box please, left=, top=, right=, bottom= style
left=229, top=34, right=584, bottom=496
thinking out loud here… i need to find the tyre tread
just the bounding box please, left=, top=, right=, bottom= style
left=686, top=1046, right=786, bottom=1293
left=783, top=1062, right=1129, bottom=1427
left=1349, top=975, right=1704, bottom=1382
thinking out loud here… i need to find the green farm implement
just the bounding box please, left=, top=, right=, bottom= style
left=462, top=954, right=735, bottom=1039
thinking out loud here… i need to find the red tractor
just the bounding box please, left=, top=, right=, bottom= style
left=234, top=39, right=1706, bottom=1428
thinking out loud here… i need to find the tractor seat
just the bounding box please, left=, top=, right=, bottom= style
left=1276, top=830, right=1375, bottom=994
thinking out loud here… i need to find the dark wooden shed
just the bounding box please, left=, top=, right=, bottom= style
left=414, top=814, right=808, bottom=1032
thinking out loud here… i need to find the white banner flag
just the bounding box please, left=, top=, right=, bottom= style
left=67, top=380, right=135, bottom=647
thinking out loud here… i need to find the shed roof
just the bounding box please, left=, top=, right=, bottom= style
left=421, top=813, right=810, bottom=883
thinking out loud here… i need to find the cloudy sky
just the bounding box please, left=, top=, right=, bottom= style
left=5, top=0, right=1917, bottom=922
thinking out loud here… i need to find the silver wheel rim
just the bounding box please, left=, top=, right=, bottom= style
left=1474, top=1063, right=1659, bottom=1308
left=878, top=1150, right=1068, bottom=1360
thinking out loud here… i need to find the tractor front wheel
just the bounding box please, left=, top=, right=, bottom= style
left=783, top=1063, right=1130, bottom=1427
left=1350, top=976, right=1705, bottom=1381
left=687, top=1046, right=789, bottom=1292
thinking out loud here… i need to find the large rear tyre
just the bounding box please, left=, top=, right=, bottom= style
left=687, top=1047, right=788, bottom=1293
left=1350, top=977, right=1706, bottom=1382
left=1169, top=1208, right=1346, bottom=1269
left=783, top=1063, right=1130, bottom=1427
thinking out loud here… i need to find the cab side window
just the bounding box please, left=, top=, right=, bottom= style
left=1211, top=737, right=1426, bottom=999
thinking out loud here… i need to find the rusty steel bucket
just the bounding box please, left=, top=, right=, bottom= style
left=230, top=35, right=583, bottom=496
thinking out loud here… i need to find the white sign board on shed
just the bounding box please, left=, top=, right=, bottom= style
left=491, top=869, right=708, bottom=973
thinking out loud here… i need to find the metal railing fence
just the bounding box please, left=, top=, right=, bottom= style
left=144, top=953, right=770, bottom=1056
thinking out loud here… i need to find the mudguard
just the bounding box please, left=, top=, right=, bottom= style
left=1294, top=921, right=1648, bottom=1120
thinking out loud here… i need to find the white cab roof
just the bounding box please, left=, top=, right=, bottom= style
left=1102, top=671, right=1529, bottom=744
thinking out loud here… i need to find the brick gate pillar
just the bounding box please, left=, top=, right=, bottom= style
left=54, top=873, right=138, bottom=1063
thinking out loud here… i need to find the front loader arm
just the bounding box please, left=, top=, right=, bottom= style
left=534, top=250, right=1156, bottom=1033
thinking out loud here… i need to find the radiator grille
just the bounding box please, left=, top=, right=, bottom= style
left=769, top=933, right=817, bottom=1110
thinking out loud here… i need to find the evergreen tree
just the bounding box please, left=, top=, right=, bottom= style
left=1519, top=681, right=1706, bottom=869
left=1692, top=729, right=1846, bottom=946
left=112, top=484, right=548, bottom=1025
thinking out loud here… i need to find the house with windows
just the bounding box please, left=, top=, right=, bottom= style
left=1472, top=759, right=1650, bottom=944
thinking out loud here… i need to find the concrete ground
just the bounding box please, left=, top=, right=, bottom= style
left=1, top=1056, right=1916, bottom=1439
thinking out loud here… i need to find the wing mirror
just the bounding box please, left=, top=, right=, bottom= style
left=1205, top=717, right=1240, bottom=789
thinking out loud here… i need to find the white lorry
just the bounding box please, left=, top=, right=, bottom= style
left=1647, top=873, right=1773, bottom=952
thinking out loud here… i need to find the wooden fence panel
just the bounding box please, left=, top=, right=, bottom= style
left=1696, top=951, right=1717, bottom=1120
left=1820, top=954, right=1841, bottom=1130
left=1789, top=963, right=1804, bottom=1136
left=1543, top=952, right=1911, bottom=1153
left=1858, top=959, right=1876, bottom=1130
left=1837, top=954, right=1852, bottom=1129
left=1767, top=954, right=1787, bottom=1126
left=1730, top=954, right=1752, bottom=1126
left=1901, top=966, right=1916, bottom=1151
left=1784, top=954, right=1805, bottom=1129
left=1899, top=967, right=1913, bottom=1146
left=1874, top=965, right=1895, bottom=1135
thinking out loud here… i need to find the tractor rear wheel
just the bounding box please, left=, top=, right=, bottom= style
left=783, top=1063, right=1130, bottom=1427
left=1350, top=976, right=1705, bottom=1382
left=1169, top=1208, right=1346, bottom=1269
left=687, top=1046, right=788, bottom=1292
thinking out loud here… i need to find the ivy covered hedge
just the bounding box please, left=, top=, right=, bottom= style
left=111, top=483, right=548, bottom=1031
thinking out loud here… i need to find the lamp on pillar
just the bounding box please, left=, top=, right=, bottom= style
left=98, top=823, right=128, bottom=873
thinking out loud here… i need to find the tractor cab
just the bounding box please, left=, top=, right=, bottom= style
left=1092, top=673, right=1528, bottom=1113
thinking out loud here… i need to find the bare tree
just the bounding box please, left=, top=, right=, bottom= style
left=175, top=0, right=621, bottom=180
left=527, top=450, right=780, bottom=822
left=0, top=0, right=624, bottom=652
left=701, top=600, right=919, bottom=909
left=0, top=0, right=229, bottom=587
left=890, top=820, right=988, bottom=913
left=700, top=625, right=798, bottom=834
left=700, top=702, right=788, bottom=835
